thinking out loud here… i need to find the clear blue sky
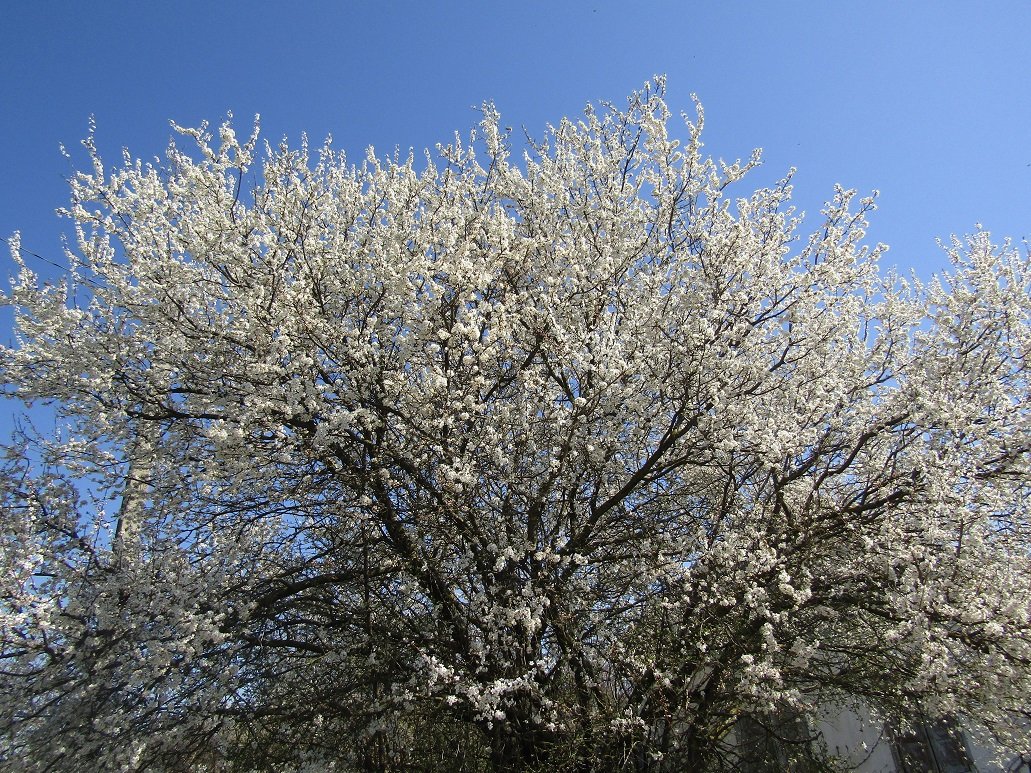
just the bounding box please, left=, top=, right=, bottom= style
left=2, top=2, right=1029, bottom=436
left=4, top=2, right=1029, bottom=279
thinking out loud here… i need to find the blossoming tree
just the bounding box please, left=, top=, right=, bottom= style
left=2, top=81, right=1028, bottom=771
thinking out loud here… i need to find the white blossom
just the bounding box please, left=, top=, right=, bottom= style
left=0, top=80, right=1028, bottom=771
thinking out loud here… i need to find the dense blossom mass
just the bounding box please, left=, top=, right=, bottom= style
left=1, top=81, right=1029, bottom=771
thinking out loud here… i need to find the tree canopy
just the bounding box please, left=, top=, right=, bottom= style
left=1, top=81, right=1029, bottom=771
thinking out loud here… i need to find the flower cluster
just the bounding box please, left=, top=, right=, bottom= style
left=1, top=80, right=1028, bottom=770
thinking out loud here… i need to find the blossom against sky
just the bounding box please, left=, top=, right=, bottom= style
left=3, top=2, right=1029, bottom=284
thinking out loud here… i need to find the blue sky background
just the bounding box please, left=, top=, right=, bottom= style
left=2, top=1, right=1029, bottom=437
